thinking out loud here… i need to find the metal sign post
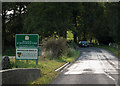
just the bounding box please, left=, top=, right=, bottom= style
left=36, top=60, right=38, bottom=65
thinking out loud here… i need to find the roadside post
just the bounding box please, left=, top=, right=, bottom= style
left=15, top=34, right=39, bottom=65
left=26, top=60, right=28, bottom=64
left=36, top=60, right=38, bottom=65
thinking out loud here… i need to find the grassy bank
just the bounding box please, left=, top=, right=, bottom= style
left=59, top=49, right=80, bottom=63
left=10, top=57, right=65, bottom=84
left=95, top=45, right=120, bottom=58
left=9, top=48, right=80, bottom=84
left=4, top=38, right=80, bottom=84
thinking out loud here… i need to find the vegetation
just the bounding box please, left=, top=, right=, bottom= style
left=2, top=2, right=120, bottom=85
left=8, top=39, right=80, bottom=84
left=60, top=48, right=80, bottom=63
left=10, top=57, right=65, bottom=84
left=2, top=2, right=120, bottom=84
left=2, top=46, right=15, bottom=56
left=42, top=37, right=80, bottom=62
left=2, top=2, right=120, bottom=52
left=96, top=45, right=120, bottom=58
left=43, top=37, right=67, bottom=58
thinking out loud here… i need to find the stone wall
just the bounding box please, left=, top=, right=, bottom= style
left=1, top=68, right=40, bottom=84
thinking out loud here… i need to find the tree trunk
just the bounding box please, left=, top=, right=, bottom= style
left=78, top=36, right=80, bottom=42
left=74, top=34, right=77, bottom=43
left=73, top=15, right=78, bottom=43
left=83, top=30, right=86, bottom=40
left=63, top=30, right=67, bottom=39
left=2, top=11, right=6, bottom=52
left=90, top=37, right=92, bottom=43
left=59, top=32, right=62, bottom=38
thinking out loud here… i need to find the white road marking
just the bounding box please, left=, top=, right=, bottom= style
left=104, top=72, right=119, bottom=86
left=64, top=51, right=118, bottom=75
left=64, top=48, right=119, bottom=85
left=97, top=52, right=119, bottom=86
left=55, top=62, right=69, bottom=72
left=64, top=60, right=105, bottom=74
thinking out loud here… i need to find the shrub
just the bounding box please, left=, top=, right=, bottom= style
left=67, top=48, right=75, bottom=57
left=68, top=41, right=78, bottom=49
left=60, top=48, right=80, bottom=63
left=43, top=37, right=67, bottom=59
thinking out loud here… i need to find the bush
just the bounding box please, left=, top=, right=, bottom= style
left=60, top=48, right=80, bottom=63
left=68, top=41, right=78, bottom=49
left=43, top=37, right=67, bottom=59
left=67, top=48, right=75, bottom=57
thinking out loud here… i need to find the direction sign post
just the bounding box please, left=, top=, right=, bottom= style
left=15, top=34, right=39, bottom=64
left=26, top=60, right=28, bottom=64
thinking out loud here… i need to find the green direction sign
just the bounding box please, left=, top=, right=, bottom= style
left=15, top=34, right=39, bottom=60
left=16, top=34, right=38, bottom=48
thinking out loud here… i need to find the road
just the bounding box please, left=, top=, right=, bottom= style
left=51, top=47, right=120, bottom=86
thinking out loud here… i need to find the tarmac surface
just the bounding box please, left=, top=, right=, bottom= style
left=51, top=47, right=120, bottom=86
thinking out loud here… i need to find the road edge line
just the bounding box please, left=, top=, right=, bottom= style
left=97, top=53, right=118, bottom=86
left=55, top=62, right=70, bottom=72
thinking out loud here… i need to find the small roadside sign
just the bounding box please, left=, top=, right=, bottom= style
left=15, top=34, right=39, bottom=60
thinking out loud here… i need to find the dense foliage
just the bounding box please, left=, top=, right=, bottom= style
left=43, top=37, right=67, bottom=58
left=2, top=2, right=120, bottom=51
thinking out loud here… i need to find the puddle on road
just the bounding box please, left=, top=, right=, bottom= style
left=83, top=69, right=93, bottom=71
left=97, top=50, right=102, bottom=53
left=81, top=69, right=94, bottom=74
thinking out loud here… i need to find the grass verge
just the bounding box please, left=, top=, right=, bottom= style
left=9, top=48, right=80, bottom=84
left=58, top=48, right=80, bottom=63
left=95, top=45, right=120, bottom=58
left=10, top=57, right=65, bottom=84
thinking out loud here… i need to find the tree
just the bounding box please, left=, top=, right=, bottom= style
left=2, top=2, right=30, bottom=50
left=105, top=3, right=119, bottom=43
left=2, top=3, right=16, bottom=50
left=24, top=3, right=73, bottom=40
left=3, top=2, right=119, bottom=48
left=67, top=3, right=83, bottom=43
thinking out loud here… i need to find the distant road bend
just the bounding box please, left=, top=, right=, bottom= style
left=51, top=47, right=120, bottom=86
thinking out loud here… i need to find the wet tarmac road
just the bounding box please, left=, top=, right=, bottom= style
left=51, top=47, right=120, bottom=86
